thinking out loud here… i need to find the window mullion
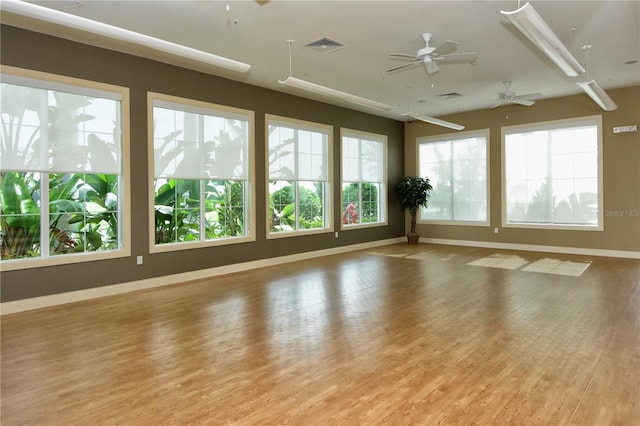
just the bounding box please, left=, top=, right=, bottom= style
left=547, top=132, right=554, bottom=223
left=450, top=141, right=455, bottom=220
left=39, top=90, right=51, bottom=258
left=40, top=173, right=50, bottom=258
left=198, top=115, right=206, bottom=241
left=357, top=140, right=363, bottom=219
left=293, top=129, right=300, bottom=230
left=200, top=180, right=206, bottom=241
left=295, top=182, right=300, bottom=230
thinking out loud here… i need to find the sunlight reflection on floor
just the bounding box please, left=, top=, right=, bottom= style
left=467, top=253, right=529, bottom=270
left=522, top=258, right=592, bottom=276
left=367, top=248, right=591, bottom=277
left=468, top=254, right=591, bottom=276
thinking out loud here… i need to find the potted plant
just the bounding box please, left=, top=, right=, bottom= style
left=396, top=176, right=432, bottom=244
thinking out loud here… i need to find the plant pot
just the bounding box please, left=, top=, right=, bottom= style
left=406, top=232, right=420, bottom=245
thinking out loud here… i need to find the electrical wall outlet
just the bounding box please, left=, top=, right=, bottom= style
left=494, top=228, right=499, bottom=234
left=136, top=255, right=143, bottom=265
left=335, top=232, right=339, bottom=238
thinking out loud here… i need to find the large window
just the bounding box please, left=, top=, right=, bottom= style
left=149, top=93, right=254, bottom=251
left=418, top=131, right=489, bottom=224
left=0, top=67, right=130, bottom=270
left=503, top=116, right=602, bottom=229
left=267, top=115, right=332, bottom=237
left=341, top=129, right=387, bottom=228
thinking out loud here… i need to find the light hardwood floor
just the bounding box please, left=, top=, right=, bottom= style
left=1, top=244, right=639, bottom=425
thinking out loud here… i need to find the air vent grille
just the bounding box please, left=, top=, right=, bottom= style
left=305, top=37, right=346, bottom=54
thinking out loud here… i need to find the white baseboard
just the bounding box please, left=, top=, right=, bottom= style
left=0, top=237, right=405, bottom=315
left=421, top=237, right=640, bottom=259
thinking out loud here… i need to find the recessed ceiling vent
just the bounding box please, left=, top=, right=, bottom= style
left=304, top=37, right=346, bottom=54
left=437, top=92, right=463, bottom=100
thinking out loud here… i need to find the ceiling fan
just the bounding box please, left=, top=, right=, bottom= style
left=386, top=33, right=477, bottom=74
left=490, top=81, right=542, bottom=108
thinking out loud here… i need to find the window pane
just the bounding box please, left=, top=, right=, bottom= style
left=204, top=180, right=245, bottom=239
left=342, top=183, right=360, bottom=225
left=298, top=181, right=324, bottom=230
left=151, top=95, right=252, bottom=246
left=0, top=83, right=121, bottom=174
left=269, top=180, right=296, bottom=232
left=419, top=135, right=487, bottom=222
left=268, top=125, right=328, bottom=181
left=505, top=120, right=599, bottom=227
left=0, top=172, right=41, bottom=259
left=48, top=173, right=119, bottom=255
left=342, top=137, right=360, bottom=182
left=268, top=125, right=296, bottom=180
left=153, top=105, right=248, bottom=180
left=297, top=131, right=327, bottom=181
left=360, top=183, right=380, bottom=223
left=341, top=131, right=386, bottom=227
left=1, top=71, right=126, bottom=267
left=268, top=117, right=332, bottom=235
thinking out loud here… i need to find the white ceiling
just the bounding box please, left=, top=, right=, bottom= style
left=4, top=1, right=640, bottom=121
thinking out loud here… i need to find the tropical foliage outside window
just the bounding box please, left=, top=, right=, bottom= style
left=503, top=117, right=601, bottom=228
left=267, top=116, right=331, bottom=235
left=418, top=132, right=489, bottom=224
left=341, top=130, right=386, bottom=227
left=0, top=69, right=127, bottom=266
left=150, top=94, right=253, bottom=249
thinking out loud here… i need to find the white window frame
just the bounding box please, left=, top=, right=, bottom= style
left=148, top=92, right=255, bottom=253
left=417, top=129, right=490, bottom=226
left=266, top=114, right=333, bottom=239
left=340, top=128, right=388, bottom=230
left=0, top=66, right=131, bottom=271
left=501, top=115, right=603, bottom=231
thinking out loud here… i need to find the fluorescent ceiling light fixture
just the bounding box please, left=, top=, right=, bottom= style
left=0, top=0, right=250, bottom=73
left=402, top=112, right=465, bottom=131
left=501, top=2, right=585, bottom=77
left=577, top=80, right=618, bottom=111
left=278, top=76, right=391, bottom=111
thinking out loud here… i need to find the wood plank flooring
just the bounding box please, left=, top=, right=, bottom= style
left=1, top=244, right=639, bottom=425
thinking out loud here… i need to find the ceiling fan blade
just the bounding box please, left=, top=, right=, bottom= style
left=489, top=101, right=507, bottom=109
left=512, top=99, right=535, bottom=107
left=386, top=61, right=421, bottom=72
left=514, top=92, right=542, bottom=100
left=435, top=52, right=478, bottom=63
left=425, top=60, right=439, bottom=74
left=432, top=40, right=458, bottom=56
left=389, top=53, right=418, bottom=59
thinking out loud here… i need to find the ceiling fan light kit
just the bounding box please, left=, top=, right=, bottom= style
left=278, top=76, right=392, bottom=111
left=501, top=2, right=585, bottom=77
left=0, top=0, right=251, bottom=73
left=577, top=80, right=618, bottom=111
left=402, top=112, right=465, bottom=131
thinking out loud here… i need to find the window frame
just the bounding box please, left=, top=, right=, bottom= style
left=417, top=129, right=490, bottom=227
left=501, top=115, right=603, bottom=231
left=265, top=114, right=333, bottom=239
left=0, top=66, right=131, bottom=271
left=340, top=128, right=388, bottom=230
left=147, top=92, right=256, bottom=253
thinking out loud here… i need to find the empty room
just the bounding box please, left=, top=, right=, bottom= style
left=1, top=1, right=639, bottom=424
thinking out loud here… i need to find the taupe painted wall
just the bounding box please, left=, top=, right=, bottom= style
left=0, top=25, right=406, bottom=302
left=404, top=85, right=640, bottom=252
